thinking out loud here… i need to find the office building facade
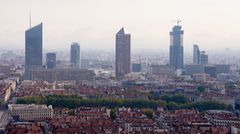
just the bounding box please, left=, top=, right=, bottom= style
left=132, top=63, right=141, bottom=72
left=115, top=28, right=131, bottom=79
left=204, top=66, right=217, bottom=78
left=193, top=44, right=200, bottom=64
left=200, top=51, right=208, bottom=65
left=169, top=25, right=184, bottom=70
left=29, top=68, right=95, bottom=82
left=215, top=64, right=230, bottom=74
left=46, top=53, right=56, bottom=69
left=70, top=42, right=80, bottom=68
left=25, top=23, right=43, bottom=79
left=185, top=64, right=204, bottom=75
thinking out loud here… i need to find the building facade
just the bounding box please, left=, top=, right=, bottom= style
left=204, top=66, right=217, bottom=78
left=115, top=28, right=131, bottom=79
left=193, top=44, right=200, bottom=64
left=200, top=51, right=208, bottom=65
left=70, top=42, right=80, bottom=68
left=192, top=73, right=210, bottom=82
left=132, top=63, right=141, bottom=72
left=46, top=53, right=56, bottom=69
left=25, top=23, right=43, bottom=80
left=8, top=104, right=53, bottom=121
left=29, top=68, right=95, bottom=82
left=169, top=25, right=184, bottom=70
left=215, top=64, right=230, bottom=74
left=185, top=64, right=204, bottom=75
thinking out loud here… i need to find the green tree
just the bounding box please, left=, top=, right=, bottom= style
left=197, top=86, right=205, bottom=92
left=160, top=94, right=189, bottom=104
left=166, top=102, right=179, bottom=111
left=68, top=109, right=75, bottom=115
left=172, top=94, right=189, bottom=104
left=225, top=82, right=236, bottom=90
left=16, top=94, right=165, bottom=109
left=142, top=109, right=153, bottom=119
left=160, top=94, right=172, bottom=103
left=110, top=109, right=116, bottom=120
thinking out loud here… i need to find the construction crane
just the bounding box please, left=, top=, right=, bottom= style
left=172, top=19, right=182, bottom=25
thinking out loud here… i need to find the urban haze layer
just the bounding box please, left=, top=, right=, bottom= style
left=1, top=4, right=240, bottom=134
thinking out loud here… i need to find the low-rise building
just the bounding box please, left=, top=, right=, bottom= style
left=116, top=108, right=159, bottom=133
left=48, top=107, right=116, bottom=133
left=0, top=111, right=9, bottom=132
left=29, top=68, right=95, bottom=83
left=215, top=64, right=230, bottom=74
left=8, top=104, right=53, bottom=121
left=150, top=65, right=175, bottom=77
left=204, top=66, right=217, bottom=78
left=205, top=110, right=240, bottom=126
left=217, top=73, right=240, bottom=82
left=0, top=82, right=12, bottom=104
left=185, top=64, right=204, bottom=75
left=193, top=73, right=210, bottom=82
left=6, top=122, right=43, bottom=134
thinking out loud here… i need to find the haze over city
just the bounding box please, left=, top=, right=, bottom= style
left=0, top=0, right=240, bottom=51
left=2, top=0, right=240, bottom=133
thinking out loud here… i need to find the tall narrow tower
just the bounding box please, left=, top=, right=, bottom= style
left=200, top=51, right=208, bottom=65
left=193, top=44, right=200, bottom=64
left=115, top=27, right=131, bottom=79
left=25, top=23, right=43, bottom=79
left=46, top=52, right=56, bottom=69
left=169, top=23, right=184, bottom=70
left=70, top=42, right=80, bottom=68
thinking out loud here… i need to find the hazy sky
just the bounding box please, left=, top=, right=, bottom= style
left=0, top=0, right=240, bottom=51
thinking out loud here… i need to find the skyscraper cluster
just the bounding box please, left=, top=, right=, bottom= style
left=24, top=23, right=81, bottom=79
left=24, top=21, right=194, bottom=79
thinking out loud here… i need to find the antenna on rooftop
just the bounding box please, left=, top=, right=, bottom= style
left=29, top=11, right=32, bottom=28
left=171, top=18, right=182, bottom=25
left=138, top=55, right=141, bottom=64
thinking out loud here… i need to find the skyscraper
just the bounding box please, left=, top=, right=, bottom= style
left=200, top=51, right=208, bottom=65
left=169, top=24, right=184, bottom=70
left=46, top=52, right=56, bottom=69
left=25, top=23, right=43, bottom=79
left=115, top=27, right=131, bottom=79
left=70, top=42, right=80, bottom=68
left=193, top=44, right=200, bottom=64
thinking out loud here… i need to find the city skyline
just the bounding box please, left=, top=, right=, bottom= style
left=0, top=0, right=240, bottom=51
left=1, top=1, right=240, bottom=133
